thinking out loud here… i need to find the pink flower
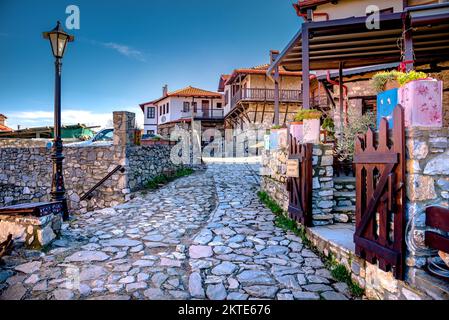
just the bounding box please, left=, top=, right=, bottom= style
left=417, top=85, right=429, bottom=97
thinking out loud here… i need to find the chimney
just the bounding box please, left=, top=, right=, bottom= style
left=0, top=114, right=6, bottom=126
left=270, top=50, right=280, bottom=63
left=162, top=85, right=168, bottom=97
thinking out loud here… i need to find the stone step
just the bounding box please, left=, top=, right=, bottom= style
left=333, top=176, right=356, bottom=183
left=333, top=205, right=356, bottom=213
left=334, top=191, right=356, bottom=198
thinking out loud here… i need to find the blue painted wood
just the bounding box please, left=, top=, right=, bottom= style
left=377, top=88, right=398, bottom=128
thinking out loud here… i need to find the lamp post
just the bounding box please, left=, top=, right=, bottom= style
left=43, top=21, right=74, bottom=221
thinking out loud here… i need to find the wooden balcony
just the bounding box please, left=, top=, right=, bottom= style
left=230, top=88, right=302, bottom=109
left=181, top=108, right=224, bottom=120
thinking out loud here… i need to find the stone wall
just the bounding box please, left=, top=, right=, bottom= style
left=0, top=111, right=182, bottom=215
left=0, top=139, right=50, bottom=148
left=311, top=144, right=335, bottom=226
left=260, top=147, right=289, bottom=212
left=126, top=145, right=182, bottom=191
left=403, top=127, right=449, bottom=297
left=261, top=142, right=354, bottom=226
left=333, top=176, right=356, bottom=223
left=0, top=144, right=126, bottom=213
left=306, top=226, right=441, bottom=300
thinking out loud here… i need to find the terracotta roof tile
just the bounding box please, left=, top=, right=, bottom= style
left=0, top=124, right=13, bottom=132
left=167, top=86, right=222, bottom=98
left=225, top=64, right=302, bottom=85
left=140, top=86, right=222, bottom=110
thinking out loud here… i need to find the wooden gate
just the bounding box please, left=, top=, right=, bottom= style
left=353, top=105, right=406, bottom=280
left=286, top=136, right=313, bottom=226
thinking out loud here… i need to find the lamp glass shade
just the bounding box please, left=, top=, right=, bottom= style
left=49, top=32, right=69, bottom=58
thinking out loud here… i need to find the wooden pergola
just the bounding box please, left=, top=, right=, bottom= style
left=268, top=3, right=449, bottom=114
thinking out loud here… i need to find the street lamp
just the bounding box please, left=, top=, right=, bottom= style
left=43, top=21, right=74, bottom=221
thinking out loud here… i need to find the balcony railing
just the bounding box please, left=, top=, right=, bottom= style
left=181, top=108, right=224, bottom=120
left=231, top=88, right=302, bottom=109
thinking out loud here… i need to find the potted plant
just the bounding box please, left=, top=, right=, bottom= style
left=397, top=70, right=442, bottom=127
left=293, top=109, right=322, bottom=144
left=372, top=70, right=400, bottom=93
left=321, top=117, right=335, bottom=143
left=373, top=71, right=402, bottom=128
left=289, top=117, right=304, bottom=142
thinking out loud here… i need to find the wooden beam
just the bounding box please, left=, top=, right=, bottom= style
left=261, top=103, right=266, bottom=124
left=253, top=103, right=258, bottom=123
left=339, top=62, right=344, bottom=130
left=403, top=13, right=414, bottom=72
left=302, top=24, right=310, bottom=110
left=283, top=104, right=289, bottom=125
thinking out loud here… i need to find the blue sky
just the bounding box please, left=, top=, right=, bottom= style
left=0, top=0, right=302, bottom=129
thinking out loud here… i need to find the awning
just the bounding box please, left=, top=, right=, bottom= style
left=268, top=3, right=449, bottom=73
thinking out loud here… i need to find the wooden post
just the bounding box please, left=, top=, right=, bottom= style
left=338, top=62, right=344, bottom=134
left=403, top=13, right=414, bottom=72
left=271, top=50, right=280, bottom=126
left=302, top=24, right=310, bottom=110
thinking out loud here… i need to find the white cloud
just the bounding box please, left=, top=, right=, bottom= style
left=7, top=107, right=144, bottom=131
left=83, top=38, right=146, bottom=62
left=101, top=42, right=146, bottom=62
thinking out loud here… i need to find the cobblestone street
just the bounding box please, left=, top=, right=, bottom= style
left=0, top=162, right=351, bottom=300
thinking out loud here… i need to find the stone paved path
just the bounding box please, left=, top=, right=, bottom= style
left=0, top=162, right=351, bottom=300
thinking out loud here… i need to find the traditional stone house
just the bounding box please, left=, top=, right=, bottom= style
left=219, top=52, right=310, bottom=157
left=0, top=114, right=13, bottom=133
left=140, top=86, right=224, bottom=142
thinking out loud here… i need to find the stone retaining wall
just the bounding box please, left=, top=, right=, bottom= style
left=0, top=112, right=182, bottom=215
left=403, top=127, right=449, bottom=297
left=260, top=147, right=289, bottom=211
left=311, top=144, right=335, bottom=226
left=126, top=145, right=183, bottom=191
left=333, top=176, right=356, bottom=223
left=260, top=142, right=351, bottom=225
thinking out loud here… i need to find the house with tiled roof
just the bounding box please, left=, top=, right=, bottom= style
left=218, top=50, right=321, bottom=156
left=139, top=85, right=224, bottom=139
left=0, top=114, right=13, bottom=133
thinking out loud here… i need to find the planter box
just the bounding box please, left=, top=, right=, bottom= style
left=398, top=79, right=443, bottom=128
left=303, top=119, right=320, bottom=144
left=269, top=128, right=288, bottom=150
left=377, top=88, right=398, bottom=128
left=289, top=122, right=304, bottom=142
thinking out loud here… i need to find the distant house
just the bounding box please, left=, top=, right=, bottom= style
left=0, top=124, right=99, bottom=139
left=140, top=85, right=224, bottom=138
left=0, top=114, right=13, bottom=133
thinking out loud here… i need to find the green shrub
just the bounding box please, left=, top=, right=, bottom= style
left=145, top=167, right=194, bottom=190
left=397, top=70, right=428, bottom=86
left=372, top=70, right=400, bottom=93
left=294, top=109, right=322, bottom=122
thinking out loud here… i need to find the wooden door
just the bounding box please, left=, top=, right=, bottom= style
left=287, top=136, right=313, bottom=226
left=202, top=100, right=210, bottom=118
